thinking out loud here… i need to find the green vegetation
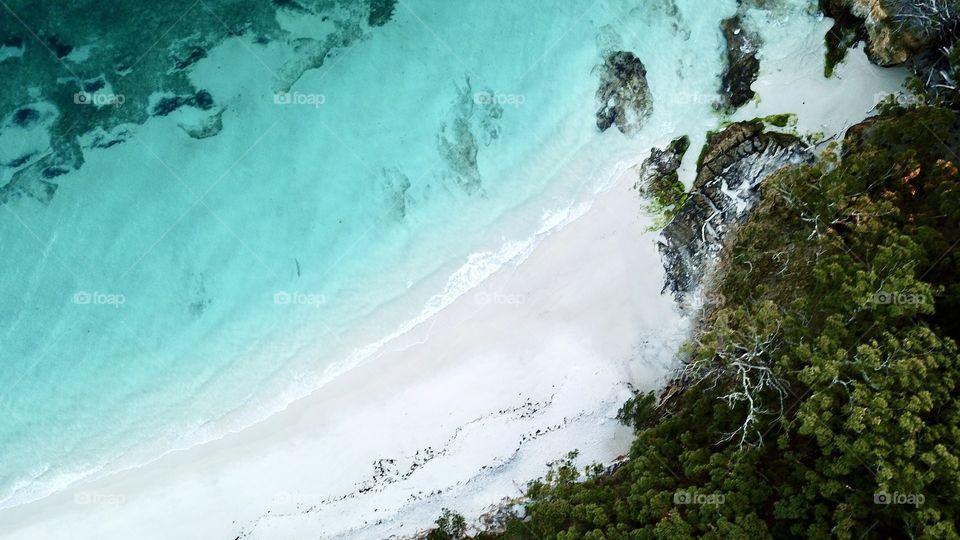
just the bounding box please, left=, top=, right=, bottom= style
left=759, top=113, right=795, bottom=128
left=428, top=508, right=469, bottom=540
left=640, top=171, right=688, bottom=230
left=429, top=104, right=960, bottom=539
left=721, top=114, right=797, bottom=131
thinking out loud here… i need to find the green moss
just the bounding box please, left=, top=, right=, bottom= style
left=760, top=113, right=795, bottom=128
left=642, top=172, right=689, bottom=230
left=804, top=131, right=825, bottom=145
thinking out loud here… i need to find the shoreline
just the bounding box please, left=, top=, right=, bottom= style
left=0, top=163, right=687, bottom=540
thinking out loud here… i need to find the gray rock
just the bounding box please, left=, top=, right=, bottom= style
left=820, top=0, right=959, bottom=66
left=595, top=51, right=653, bottom=134
left=637, top=135, right=689, bottom=188
left=179, top=108, right=224, bottom=140
left=658, top=121, right=814, bottom=301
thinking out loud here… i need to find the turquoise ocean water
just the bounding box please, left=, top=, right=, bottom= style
left=0, top=0, right=816, bottom=509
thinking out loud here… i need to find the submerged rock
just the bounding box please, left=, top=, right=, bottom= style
left=172, top=47, right=207, bottom=71
left=44, top=35, right=73, bottom=59
left=718, top=16, right=760, bottom=111
left=438, top=117, right=481, bottom=194
left=41, top=166, right=70, bottom=179
left=0, top=102, right=71, bottom=204
left=437, top=78, right=502, bottom=195
left=595, top=51, right=653, bottom=134
left=81, top=124, right=135, bottom=149
left=178, top=108, right=224, bottom=139
left=12, top=107, right=39, bottom=127
left=151, top=89, right=215, bottom=116
left=658, top=121, right=814, bottom=300
left=379, top=167, right=412, bottom=221
left=368, top=0, right=397, bottom=27
left=82, top=77, right=106, bottom=93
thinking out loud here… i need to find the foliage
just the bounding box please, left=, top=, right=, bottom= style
left=480, top=105, right=960, bottom=539
left=641, top=170, right=688, bottom=230
left=759, top=113, right=796, bottom=128
left=428, top=508, right=469, bottom=540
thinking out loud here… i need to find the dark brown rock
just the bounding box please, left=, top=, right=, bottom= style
left=595, top=51, right=653, bottom=134
left=719, top=16, right=760, bottom=111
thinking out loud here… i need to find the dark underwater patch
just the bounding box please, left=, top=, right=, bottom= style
left=41, top=166, right=69, bottom=179
left=44, top=35, right=72, bottom=58
left=368, top=0, right=397, bottom=27
left=12, top=107, right=39, bottom=126
left=152, top=90, right=215, bottom=116
left=173, top=47, right=207, bottom=71
left=82, top=77, right=106, bottom=92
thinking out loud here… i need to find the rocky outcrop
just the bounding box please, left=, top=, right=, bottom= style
left=821, top=0, right=915, bottom=66
left=595, top=51, right=653, bottom=134
left=820, top=1, right=960, bottom=103
left=635, top=136, right=689, bottom=225
left=637, top=135, right=689, bottom=190
left=719, top=16, right=761, bottom=111
left=821, top=0, right=959, bottom=65
left=658, top=121, right=815, bottom=301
